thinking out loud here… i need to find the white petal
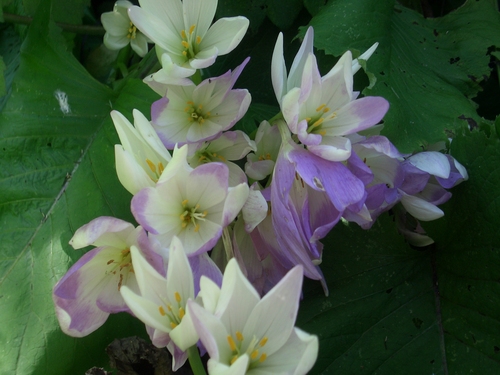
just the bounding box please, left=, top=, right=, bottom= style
left=200, top=17, right=249, bottom=56
left=222, top=183, right=249, bottom=226
left=400, top=194, right=444, bottom=221
left=115, top=145, right=155, bottom=195
left=407, top=151, right=451, bottom=178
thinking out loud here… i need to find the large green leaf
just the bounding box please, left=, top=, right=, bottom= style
left=0, top=3, right=159, bottom=374
left=298, top=127, right=500, bottom=374
left=306, top=0, right=500, bottom=153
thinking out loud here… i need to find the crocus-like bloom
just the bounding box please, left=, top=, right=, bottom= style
left=189, top=130, right=256, bottom=186
left=101, top=0, right=148, bottom=56
left=120, top=237, right=199, bottom=368
left=53, top=217, right=163, bottom=337
left=129, top=0, right=249, bottom=72
left=244, top=121, right=282, bottom=181
left=132, top=145, right=249, bottom=254
left=188, top=258, right=318, bottom=374
left=151, top=59, right=251, bottom=148
left=272, top=27, right=388, bottom=162
left=111, top=109, right=172, bottom=194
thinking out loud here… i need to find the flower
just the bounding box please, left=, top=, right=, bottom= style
left=101, top=0, right=148, bottom=57
left=111, top=109, right=172, bottom=195
left=129, top=0, right=249, bottom=72
left=53, top=217, right=163, bottom=337
left=272, top=27, right=388, bottom=162
left=244, top=121, right=282, bottom=181
left=188, top=258, right=318, bottom=374
left=151, top=58, right=251, bottom=148
left=131, top=145, right=249, bottom=254
left=120, top=237, right=199, bottom=353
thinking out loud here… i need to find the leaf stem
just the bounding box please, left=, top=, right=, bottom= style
left=2, top=13, right=105, bottom=35
left=188, top=345, right=207, bottom=375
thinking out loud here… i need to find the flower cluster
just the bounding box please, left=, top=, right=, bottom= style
left=54, top=0, right=468, bottom=374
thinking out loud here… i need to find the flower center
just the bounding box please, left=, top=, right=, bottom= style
left=305, top=103, right=337, bottom=136
left=158, top=291, right=185, bottom=329
left=145, top=158, right=165, bottom=182
left=196, top=147, right=227, bottom=164
left=105, top=248, right=134, bottom=291
left=185, top=101, right=211, bottom=125
left=180, top=24, right=202, bottom=60
left=179, top=199, right=208, bottom=232
left=227, top=331, right=269, bottom=367
left=127, top=22, right=138, bottom=40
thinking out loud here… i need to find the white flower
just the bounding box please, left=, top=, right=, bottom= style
left=111, top=109, right=172, bottom=195
left=188, top=258, right=318, bottom=374
left=129, top=0, right=249, bottom=73
left=101, top=0, right=148, bottom=57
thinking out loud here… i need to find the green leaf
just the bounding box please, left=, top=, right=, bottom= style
left=306, top=0, right=500, bottom=152
left=0, top=24, right=22, bottom=109
left=298, top=128, right=500, bottom=374
left=0, top=3, right=159, bottom=374
left=265, top=0, right=304, bottom=30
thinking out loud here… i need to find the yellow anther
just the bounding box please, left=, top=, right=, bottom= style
left=178, top=307, right=185, bottom=319
left=189, top=25, right=196, bottom=34
left=323, top=106, right=330, bottom=113
left=181, top=222, right=188, bottom=228
left=198, top=104, right=203, bottom=110
left=235, top=331, right=244, bottom=341
left=167, top=305, right=173, bottom=311
left=329, top=111, right=337, bottom=119
left=146, top=158, right=156, bottom=173
left=196, top=36, right=202, bottom=44
left=181, top=30, right=187, bottom=39
left=194, top=224, right=200, bottom=232
left=187, top=101, right=194, bottom=105
left=118, top=274, right=124, bottom=290
left=198, top=155, right=207, bottom=162
left=305, top=117, right=311, bottom=122
left=195, top=204, right=200, bottom=209
left=107, top=259, right=114, bottom=265
left=184, top=106, right=191, bottom=112
left=181, top=40, right=189, bottom=48
left=181, top=199, right=189, bottom=206
left=159, top=306, right=166, bottom=316
left=170, top=322, right=177, bottom=329
left=230, top=355, right=239, bottom=365
left=259, top=337, right=268, bottom=347
left=175, top=292, right=182, bottom=303
left=310, top=117, right=324, bottom=128
left=316, top=104, right=326, bottom=112
left=250, top=350, right=259, bottom=360
left=126, top=34, right=131, bottom=39
left=199, top=118, right=205, bottom=124
left=182, top=51, right=187, bottom=56
left=121, top=248, right=130, bottom=255
left=158, top=162, right=164, bottom=175
left=206, top=111, right=211, bottom=116
left=259, top=353, right=267, bottom=363
left=202, top=210, right=208, bottom=217
left=227, top=335, right=237, bottom=351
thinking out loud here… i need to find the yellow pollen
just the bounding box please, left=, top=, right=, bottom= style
left=199, top=118, right=205, bottom=125
left=198, top=104, right=203, bottom=110
left=107, top=259, right=114, bottom=265
left=259, top=337, right=268, bottom=347
left=178, top=307, right=185, bottom=319
left=305, top=117, right=311, bottom=122
left=310, top=117, right=324, bottom=129
left=198, top=155, right=207, bottom=162
left=316, top=104, right=326, bottom=112
left=170, top=322, right=177, bottom=329
left=202, top=210, right=208, bottom=217
left=158, top=162, right=164, bottom=175
left=329, top=111, right=337, bottom=119
left=181, top=30, right=187, bottom=39
left=181, top=199, right=189, bottom=206
left=194, top=224, right=200, bottom=232
left=118, top=273, right=124, bottom=291
left=121, top=248, right=130, bottom=255
left=189, top=25, right=196, bottom=34
left=250, top=350, right=259, bottom=360
left=196, top=35, right=202, bottom=44
left=323, top=106, right=330, bottom=113
left=167, top=305, right=173, bottom=312
left=181, top=222, right=188, bottom=228
left=175, top=292, right=182, bottom=303
left=235, top=331, right=244, bottom=341
left=206, top=111, right=211, bottom=116
left=146, top=158, right=156, bottom=173
left=181, top=40, right=189, bottom=48
left=227, top=335, right=237, bottom=351
left=187, top=101, right=194, bottom=105
left=319, top=130, right=326, bottom=136
left=182, top=51, right=187, bottom=56
left=259, top=353, right=267, bottom=363
left=230, top=355, right=239, bottom=365
left=159, top=306, right=166, bottom=316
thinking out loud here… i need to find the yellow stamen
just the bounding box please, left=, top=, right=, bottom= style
left=259, top=353, right=267, bottom=363
left=316, top=104, right=326, bottom=112
left=175, top=292, right=182, bottom=303
left=250, top=350, right=259, bottom=360
left=178, top=307, right=185, bottom=319
left=170, top=322, right=177, bottom=329
left=181, top=30, right=187, bottom=39
left=182, top=51, right=187, bottom=56
left=227, top=335, right=237, bottom=351
left=235, top=331, right=244, bottom=341
left=187, top=101, right=194, bottom=105
left=189, top=25, right=196, bottom=34
left=167, top=305, right=173, bottom=311
left=146, top=158, right=156, bottom=173
left=159, top=306, right=166, bottom=316
left=259, top=337, right=268, bottom=347
left=310, top=117, right=324, bottom=129
left=194, top=224, right=200, bottom=232
left=181, top=40, right=189, bottom=48
left=118, top=273, right=124, bottom=290
left=121, top=248, right=130, bottom=255
left=196, top=36, right=202, bottom=44
left=181, top=199, right=189, bottom=206
left=230, top=355, right=239, bottom=365
left=107, top=259, right=114, bottom=265
left=158, top=162, right=164, bottom=175
left=323, top=106, right=330, bottom=113
left=319, top=130, right=326, bottom=136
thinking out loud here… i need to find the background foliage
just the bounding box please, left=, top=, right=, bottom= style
left=1, top=0, right=499, bottom=374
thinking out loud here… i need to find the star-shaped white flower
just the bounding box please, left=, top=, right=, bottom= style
left=129, top=0, right=249, bottom=72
